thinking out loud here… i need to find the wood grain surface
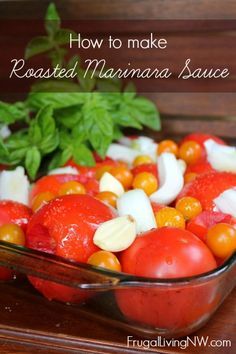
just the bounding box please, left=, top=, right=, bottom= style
left=0, top=280, right=235, bottom=354
left=1, top=0, right=236, bottom=19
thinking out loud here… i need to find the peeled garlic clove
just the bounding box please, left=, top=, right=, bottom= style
left=93, top=215, right=136, bottom=252
left=204, top=139, right=236, bottom=173
left=106, top=143, right=139, bottom=164
left=150, top=153, right=184, bottom=205
left=117, top=189, right=157, bottom=234
left=99, top=172, right=124, bottom=197
left=214, top=188, right=236, bottom=217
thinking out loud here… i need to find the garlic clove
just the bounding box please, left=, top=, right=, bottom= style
left=93, top=215, right=136, bottom=252
left=99, top=172, right=124, bottom=197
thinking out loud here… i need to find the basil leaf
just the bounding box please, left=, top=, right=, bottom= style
left=31, top=80, right=80, bottom=93
left=77, top=68, right=96, bottom=92
left=45, top=3, right=60, bottom=38
left=131, top=97, right=161, bottom=131
left=28, top=92, right=85, bottom=110
left=29, top=121, right=42, bottom=144
left=48, top=147, right=72, bottom=170
left=55, top=105, right=83, bottom=128
left=54, top=29, right=76, bottom=45
left=0, top=101, right=28, bottom=124
left=72, top=143, right=95, bottom=166
left=25, top=147, right=41, bottom=180
left=37, top=105, right=55, bottom=136
left=25, top=37, right=53, bottom=60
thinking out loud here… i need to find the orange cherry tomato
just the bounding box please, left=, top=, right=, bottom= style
left=88, top=250, right=121, bottom=272
left=110, top=166, right=133, bottom=190
left=132, top=172, right=158, bottom=196
left=0, top=223, right=25, bottom=246
left=155, top=207, right=185, bottom=229
left=184, top=172, right=198, bottom=184
left=158, top=140, right=178, bottom=156
left=32, top=191, right=56, bottom=212
left=179, top=141, right=202, bottom=165
left=59, top=181, right=86, bottom=196
left=133, top=155, right=153, bottom=167
left=176, top=197, right=202, bottom=221
left=96, top=191, right=118, bottom=208
left=206, top=223, right=236, bottom=259
left=95, top=165, right=113, bottom=180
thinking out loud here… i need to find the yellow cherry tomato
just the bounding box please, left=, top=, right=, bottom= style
left=184, top=172, right=198, bottom=184
left=155, top=207, right=185, bottom=229
left=59, top=181, right=86, bottom=196
left=88, top=250, right=121, bottom=272
left=132, top=172, right=158, bottom=196
left=133, top=155, right=153, bottom=167
left=110, top=166, right=133, bottom=190
left=32, top=191, right=55, bottom=212
left=0, top=223, right=25, bottom=246
left=96, top=191, right=118, bottom=208
left=206, top=223, right=236, bottom=259
left=176, top=197, right=202, bottom=220
left=158, top=140, right=179, bottom=157
left=179, top=141, right=202, bottom=165
left=95, top=165, right=113, bottom=180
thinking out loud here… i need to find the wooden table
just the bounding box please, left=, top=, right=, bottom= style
left=0, top=279, right=235, bottom=354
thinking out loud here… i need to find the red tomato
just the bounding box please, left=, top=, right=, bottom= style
left=30, top=174, right=99, bottom=204
left=132, top=163, right=158, bottom=179
left=178, top=172, right=236, bottom=211
left=151, top=202, right=165, bottom=214
left=0, top=201, right=32, bottom=281
left=181, top=133, right=226, bottom=148
left=186, top=159, right=215, bottom=176
left=187, top=211, right=232, bottom=242
left=116, top=228, right=217, bottom=330
left=26, top=194, right=115, bottom=303
left=65, top=157, right=117, bottom=177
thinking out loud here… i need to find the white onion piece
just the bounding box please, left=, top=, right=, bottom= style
left=49, top=166, right=79, bottom=175
left=214, top=188, right=236, bottom=217
left=106, top=143, right=139, bottom=164
left=150, top=153, right=184, bottom=205
left=117, top=189, right=157, bottom=234
left=0, top=166, right=30, bottom=205
left=131, top=136, right=158, bottom=162
left=204, top=139, right=236, bottom=173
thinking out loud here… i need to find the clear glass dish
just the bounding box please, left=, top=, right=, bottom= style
left=0, top=241, right=235, bottom=339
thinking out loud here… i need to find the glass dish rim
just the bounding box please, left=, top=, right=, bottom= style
left=0, top=241, right=235, bottom=289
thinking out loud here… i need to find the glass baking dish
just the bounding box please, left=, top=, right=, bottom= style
left=0, top=241, right=235, bottom=339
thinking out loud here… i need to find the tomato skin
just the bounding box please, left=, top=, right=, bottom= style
left=0, top=267, right=15, bottom=281
left=30, top=174, right=99, bottom=204
left=116, top=228, right=217, bottom=330
left=178, top=172, right=236, bottom=211
left=186, top=160, right=215, bottom=176
left=26, top=194, right=115, bottom=303
left=181, top=133, right=226, bottom=148
left=120, top=228, right=216, bottom=277
left=0, top=201, right=32, bottom=281
left=0, top=201, right=32, bottom=233
left=131, top=163, right=158, bottom=179
left=187, top=211, right=232, bottom=242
